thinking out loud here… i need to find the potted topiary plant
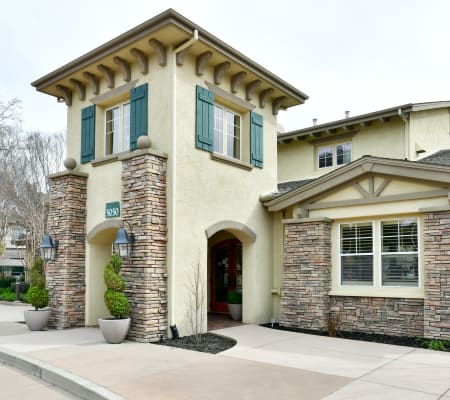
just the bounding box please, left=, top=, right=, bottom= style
left=24, top=258, right=50, bottom=331
left=227, top=290, right=242, bottom=321
left=98, top=253, right=131, bottom=343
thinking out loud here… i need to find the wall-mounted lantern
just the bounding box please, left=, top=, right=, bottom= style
left=113, top=222, right=135, bottom=259
left=41, top=234, right=59, bottom=261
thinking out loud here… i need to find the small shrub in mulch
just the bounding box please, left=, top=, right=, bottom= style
left=261, top=323, right=450, bottom=352
left=155, top=333, right=236, bottom=354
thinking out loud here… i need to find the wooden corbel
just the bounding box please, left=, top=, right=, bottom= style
left=97, top=64, right=115, bottom=89
left=113, top=56, right=131, bottom=82
left=214, top=61, right=231, bottom=85
left=130, top=48, right=148, bottom=74
left=149, top=38, right=167, bottom=66
left=230, top=71, right=247, bottom=93
left=82, top=72, right=99, bottom=95
left=55, top=85, right=72, bottom=106
left=196, top=51, right=212, bottom=76
left=245, top=80, right=261, bottom=101
left=69, top=79, right=86, bottom=101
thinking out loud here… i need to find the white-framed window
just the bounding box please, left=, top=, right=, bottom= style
left=339, top=218, right=419, bottom=288
left=381, top=219, right=419, bottom=287
left=318, top=142, right=352, bottom=169
left=213, top=104, right=241, bottom=160
left=105, top=102, right=130, bottom=156
left=340, top=222, right=374, bottom=285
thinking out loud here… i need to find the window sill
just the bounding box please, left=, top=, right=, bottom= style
left=329, top=289, right=424, bottom=299
left=211, top=152, right=253, bottom=171
left=91, top=154, right=121, bottom=167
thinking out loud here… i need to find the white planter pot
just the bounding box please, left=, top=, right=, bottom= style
left=98, top=318, right=131, bottom=344
left=228, top=303, right=242, bottom=321
left=24, top=309, right=50, bottom=331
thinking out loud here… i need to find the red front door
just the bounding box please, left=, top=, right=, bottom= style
left=210, top=239, right=242, bottom=313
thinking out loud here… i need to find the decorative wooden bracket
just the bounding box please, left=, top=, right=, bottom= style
left=259, top=88, right=274, bottom=108
left=230, top=71, right=247, bottom=93
left=113, top=56, right=131, bottom=82
left=245, top=80, right=261, bottom=101
left=55, top=84, right=72, bottom=106
left=130, top=48, right=148, bottom=74
left=176, top=47, right=191, bottom=66
left=69, top=79, right=86, bottom=101
left=214, top=61, right=230, bottom=84
left=196, top=51, right=212, bottom=76
left=97, top=64, right=115, bottom=89
left=272, top=96, right=287, bottom=115
left=149, top=38, right=167, bottom=66
left=82, top=72, right=99, bottom=95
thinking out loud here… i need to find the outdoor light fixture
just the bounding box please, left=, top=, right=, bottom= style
left=41, top=233, right=59, bottom=261
left=113, top=222, right=135, bottom=259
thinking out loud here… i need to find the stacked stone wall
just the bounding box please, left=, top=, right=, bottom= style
left=47, top=172, right=87, bottom=329
left=280, top=218, right=332, bottom=330
left=423, top=210, right=450, bottom=339
left=330, top=296, right=424, bottom=337
left=121, top=151, right=168, bottom=342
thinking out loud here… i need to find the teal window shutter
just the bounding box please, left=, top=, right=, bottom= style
left=250, top=112, right=263, bottom=168
left=195, top=85, right=214, bottom=151
left=81, top=105, right=96, bottom=164
left=130, top=83, right=148, bottom=150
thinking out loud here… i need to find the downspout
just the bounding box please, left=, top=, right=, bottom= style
left=399, top=108, right=410, bottom=159
left=168, top=30, right=199, bottom=328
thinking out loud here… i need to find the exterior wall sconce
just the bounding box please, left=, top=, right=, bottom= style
left=113, top=222, right=135, bottom=259
left=41, top=234, right=59, bottom=261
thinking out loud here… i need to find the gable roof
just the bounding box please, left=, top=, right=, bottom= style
left=278, top=101, right=450, bottom=143
left=263, top=155, right=450, bottom=211
left=31, top=9, right=308, bottom=109
left=418, top=149, right=450, bottom=167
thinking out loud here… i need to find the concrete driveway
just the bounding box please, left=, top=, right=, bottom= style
left=0, top=303, right=449, bottom=399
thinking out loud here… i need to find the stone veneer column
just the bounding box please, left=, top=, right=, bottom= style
left=423, top=209, right=450, bottom=339
left=121, top=150, right=168, bottom=342
left=280, top=217, right=332, bottom=330
left=47, top=171, right=88, bottom=329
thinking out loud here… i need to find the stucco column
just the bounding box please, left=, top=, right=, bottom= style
left=423, top=209, right=450, bottom=339
left=280, top=217, right=332, bottom=330
left=120, top=149, right=168, bottom=342
left=47, top=171, right=88, bottom=329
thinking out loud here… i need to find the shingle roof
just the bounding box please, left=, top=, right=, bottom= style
left=418, top=149, right=450, bottom=167
left=277, top=179, right=315, bottom=195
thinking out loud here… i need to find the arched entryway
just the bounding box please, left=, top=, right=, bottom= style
left=205, top=221, right=256, bottom=327
left=85, top=220, right=121, bottom=326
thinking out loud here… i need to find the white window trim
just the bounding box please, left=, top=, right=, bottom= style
left=104, top=101, right=130, bottom=156
left=378, top=219, right=421, bottom=289
left=336, top=217, right=421, bottom=292
left=317, top=141, right=352, bottom=169
left=213, top=104, right=242, bottom=161
left=338, top=221, right=375, bottom=288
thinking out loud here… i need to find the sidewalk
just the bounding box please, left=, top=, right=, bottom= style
left=1, top=303, right=450, bottom=400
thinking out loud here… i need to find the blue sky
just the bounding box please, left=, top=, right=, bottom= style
left=1, top=0, right=449, bottom=133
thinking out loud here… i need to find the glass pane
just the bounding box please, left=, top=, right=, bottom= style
left=341, top=255, right=373, bottom=285
left=318, top=146, right=333, bottom=168
left=382, top=221, right=399, bottom=252
left=122, top=103, right=130, bottom=152
left=213, top=106, right=223, bottom=153
left=226, top=111, right=240, bottom=159
left=382, top=254, right=418, bottom=286
left=235, top=244, right=242, bottom=293
left=214, top=245, right=229, bottom=302
left=336, top=143, right=352, bottom=165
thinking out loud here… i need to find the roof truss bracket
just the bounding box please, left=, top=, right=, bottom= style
left=230, top=71, right=247, bottom=93
left=176, top=46, right=191, bottom=66
left=149, top=38, right=167, bottom=66
left=245, top=80, right=261, bottom=101
left=113, top=56, right=131, bottom=82
left=82, top=72, right=100, bottom=95
left=69, top=79, right=86, bottom=101
left=214, top=61, right=231, bottom=85
left=259, top=88, right=274, bottom=108
left=55, top=84, right=72, bottom=106
left=272, top=96, right=287, bottom=115
left=130, top=48, right=148, bottom=74
left=97, top=64, right=115, bottom=89
left=196, top=51, right=212, bottom=76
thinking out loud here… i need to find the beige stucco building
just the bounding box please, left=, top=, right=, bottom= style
left=32, top=9, right=450, bottom=341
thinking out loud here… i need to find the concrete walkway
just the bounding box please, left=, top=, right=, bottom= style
left=1, top=304, right=450, bottom=399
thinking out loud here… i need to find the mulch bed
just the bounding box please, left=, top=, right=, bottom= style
left=155, top=333, right=236, bottom=354
left=261, top=323, right=450, bottom=352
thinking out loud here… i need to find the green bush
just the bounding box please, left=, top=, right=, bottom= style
left=0, top=288, right=15, bottom=301
left=103, top=254, right=130, bottom=319
left=0, top=274, right=16, bottom=289
left=28, top=258, right=48, bottom=310
left=227, top=291, right=242, bottom=304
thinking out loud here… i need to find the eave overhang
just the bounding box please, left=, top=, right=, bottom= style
left=263, top=156, right=450, bottom=212
left=278, top=101, right=450, bottom=143
left=31, top=9, right=308, bottom=110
